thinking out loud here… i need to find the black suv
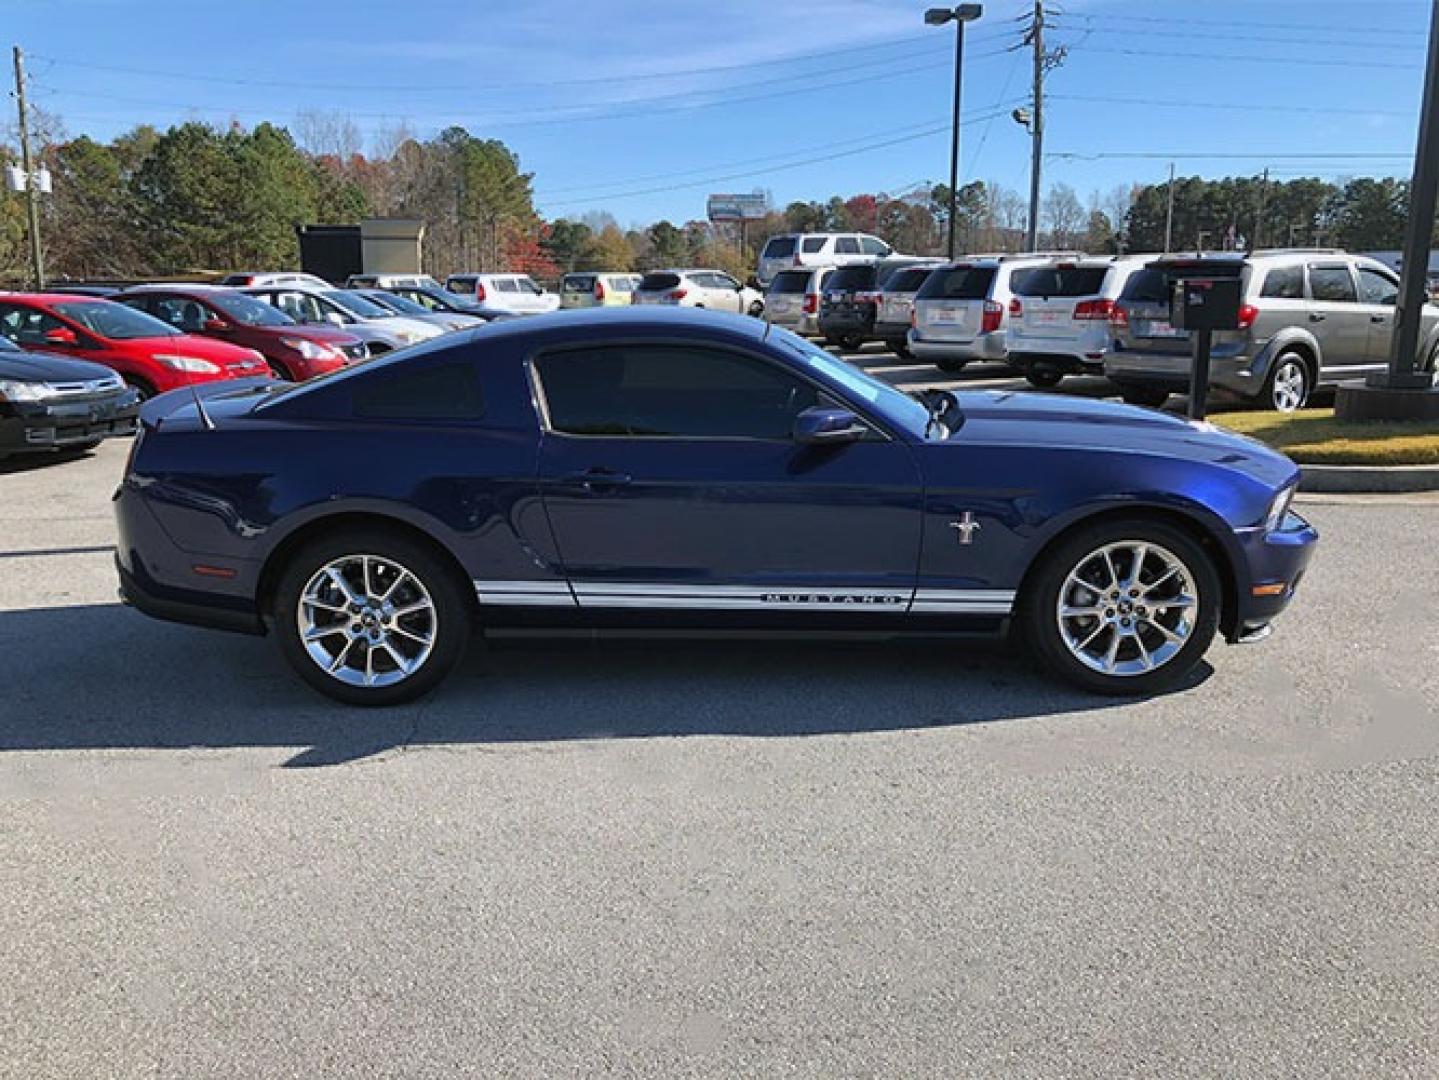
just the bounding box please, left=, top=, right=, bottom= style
left=817, top=259, right=932, bottom=351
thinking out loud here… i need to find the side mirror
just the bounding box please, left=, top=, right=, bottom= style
left=203, top=317, right=229, bottom=332
left=42, top=326, right=78, bottom=346
left=793, top=406, right=867, bottom=446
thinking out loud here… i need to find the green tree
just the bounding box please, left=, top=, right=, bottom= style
left=580, top=224, right=634, bottom=271
left=646, top=220, right=688, bottom=267
left=543, top=218, right=592, bottom=272
left=48, top=136, right=138, bottom=277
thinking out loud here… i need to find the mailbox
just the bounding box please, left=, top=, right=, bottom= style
left=1170, top=276, right=1243, bottom=332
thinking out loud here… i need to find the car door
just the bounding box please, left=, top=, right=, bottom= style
left=710, top=273, right=744, bottom=313
left=834, top=236, right=862, bottom=266
left=1306, top=263, right=1368, bottom=375
left=531, top=342, right=923, bottom=613
left=1356, top=265, right=1400, bottom=368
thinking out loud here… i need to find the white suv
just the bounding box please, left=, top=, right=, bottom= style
left=444, top=273, right=560, bottom=316
left=631, top=269, right=764, bottom=315
left=757, top=233, right=893, bottom=286
left=1006, top=255, right=1152, bottom=388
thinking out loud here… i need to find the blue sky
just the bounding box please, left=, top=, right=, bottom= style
left=6, top=0, right=1434, bottom=226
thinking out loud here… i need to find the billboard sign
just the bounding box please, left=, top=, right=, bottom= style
left=707, top=193, right=768, bottom=222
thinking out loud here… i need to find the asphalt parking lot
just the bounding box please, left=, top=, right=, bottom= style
left=2, top=380, right=1437, bottom=1077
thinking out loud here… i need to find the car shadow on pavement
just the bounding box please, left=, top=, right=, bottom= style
left=0, top=603, right=1210, bottom=767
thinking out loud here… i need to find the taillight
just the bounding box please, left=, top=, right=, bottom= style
left=793, top=254, right=802, bottom=265
left=981, top=300, right=1004, bottom=334
left=1074, top=298, right=1115, bottom=321
left=1109, top=304, right=1130, bottom=329
left=594, top=280, right=606, bottom=302
left=1009, top=297, right=1023, bottom=317
left=474, top=283, right=487, bottom=302
left=802, top=293, right=818, bottom=315
left=667, top=289, right=688, bottom=302
left=1237, top=303, right=1259, bottom=330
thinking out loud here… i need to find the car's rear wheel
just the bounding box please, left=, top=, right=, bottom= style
left=1025, top=366, right=1063, bottom=389
left=936, top=357, right=968, bottom=373
left=886, top=338, right=912, bottom=359
left=1023, top=517, right=1220, bottom=695
left=273, top=530, right=471, bottom=706
left=1262, top=352, right=1312, bottom=412
left=1119, top=386, right=1169, bottom=408
left=838, top=332, right=864, bottom=351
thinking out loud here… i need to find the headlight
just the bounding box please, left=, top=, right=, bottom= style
left=1264, top=485, right=1296, bottom=532
left=0, top=378, right=49, bottom=402
left=280, top=337, right=339, bottom=361
left=153, top=355, right=221, bottom=373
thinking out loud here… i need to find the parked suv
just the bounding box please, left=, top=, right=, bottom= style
left=444, top=273, right=560, bottom=316
left=1006, top=255, right=1151, bottom=388
left=630, top=270, right=764, bottom=315
left=818, top=259, right=937, bottom=351
left=757, top=232, right=894, bottom=285
left=345, top=273, right=442, bottom=291
left=873, top=263, right=943, bottom=357
left=1106, top=250, right=1439, bottom=411
left=117, top=285, right=368, bottom=381
left=559, top=272, right=642, bottom=309
left=909, top=254, right=1077, bottom=372
left=763, top=266, right=836, bottom=335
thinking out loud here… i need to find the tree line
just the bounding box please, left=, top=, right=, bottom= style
left=1, top=113, right=1432, bottom=286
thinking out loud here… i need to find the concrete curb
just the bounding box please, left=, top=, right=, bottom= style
left=1299, top=463, right=1439, bottom=493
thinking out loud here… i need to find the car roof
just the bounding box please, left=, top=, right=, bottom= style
left=4, top=292, right=108, bottom=305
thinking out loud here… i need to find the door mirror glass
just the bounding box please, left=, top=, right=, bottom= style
left=42, top=326, right=78, bottom=346
left=793, top=406, right=866, bottom=445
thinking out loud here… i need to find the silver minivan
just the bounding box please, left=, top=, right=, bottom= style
left=908, top=254, right=1075, bottom=373
left=1106, top=250, right=1439, bottom=410
left=1006, top=255, right=1151, bottom=388
left=763, top=266, right=836, bottom=335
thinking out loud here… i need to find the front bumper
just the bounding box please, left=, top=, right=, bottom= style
left=0, top=390, right=140, bottom=454
left=1227, top=511, right=1319, bottom=642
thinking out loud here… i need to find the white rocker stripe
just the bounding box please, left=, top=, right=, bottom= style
left=474, top=580, right=1016, bottom=614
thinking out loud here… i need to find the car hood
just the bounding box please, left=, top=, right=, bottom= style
left=362, top=315, right=441, bottom=339
left=260, top=324, right=362, bottom=347
left=129, top=334, right=263, bottom=361
left=949, top=390, right=1300, bottom=488
left=0, top=349, right=117, bottom=382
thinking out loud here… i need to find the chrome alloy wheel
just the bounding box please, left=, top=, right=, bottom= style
left=296, top=554, right=436, bottom=688
left=1055, top=541, right=1197, bottom=677
left=1270, top=358, right=1308, bottom=412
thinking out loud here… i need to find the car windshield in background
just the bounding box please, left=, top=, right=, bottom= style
left=563, top=276, right=597, bottom=293
left=1012, top=266, right=1109, bottom=297
left=917, top=266, right=996, bottom=300
left=769, top=271, right=811, bottom=294
left=208, top=290, right=294, bottom=326
left=881, top=267, right=936, bottom=293
left=54, top=300, right=180, bottom=339
left=639, top=273, right=681, bottom=291
left=763, top=237, right=797, bottom=258
left=825, top=265, right=877, bottom=291
left=367, top=291, right=429, bottom=316
left=322, top=290, right=390, bottom=319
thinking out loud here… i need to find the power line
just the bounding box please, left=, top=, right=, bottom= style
left=1071, top=12, right=1420, bottom=38
left=1050, top=151, right=1411, bottom=161
left=1083, top=46, right=1421, bottom=71
left=1049, top=92, right=1414, bottom=120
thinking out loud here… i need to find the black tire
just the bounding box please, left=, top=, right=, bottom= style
left=272, top=527, right=472, bottom=706
left=1119, top=386, right=1170, bottom=408
left=1022, top=516, right=1220, bottom=696
left=267, top=358, right=294, bottom=381
left=886, top=338, right=913, bottom=359
left=125, top=376, right=156, bottom=402
left=822, top=333, right=841, bottom=348
left=839, top=332, right=865, bottom=351
left=936, top=357, right=969, bottom=374
left=1259, top=351, right=1312, bottom=413
left=1025, top=367, right=1063, bottom=389
left=748, top=301, right=765, bottom=317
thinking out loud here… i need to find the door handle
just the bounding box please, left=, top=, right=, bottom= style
left=1370, top=315, right=1388, bottom=323
left=561, top=468, right=632, bottom=492
left=1308, top=313, right=1326, bottom=322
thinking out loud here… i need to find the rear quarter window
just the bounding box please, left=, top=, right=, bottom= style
left=351, top=362, right=485, bottom=421
left=917, top=266, right=997, bottom=300
left=1260, top=265, right=1304, bottom=300
left=801, top=237, right=827, bottom=254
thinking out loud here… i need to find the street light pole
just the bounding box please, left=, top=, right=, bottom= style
left=926, top=5, right=982, bottom=261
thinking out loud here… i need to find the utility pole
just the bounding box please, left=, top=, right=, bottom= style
left=1025, top=1, right=1045, bottom=252
left=12, top=46, right=44, bottom=289
left=1163, top=162, right=1176, bottom=254
left=1252, top=167, right=1269, bottom=251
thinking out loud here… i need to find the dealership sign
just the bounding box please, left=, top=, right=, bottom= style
left=707, top=193, right=769, bottom=222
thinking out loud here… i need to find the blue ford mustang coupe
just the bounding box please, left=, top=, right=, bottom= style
left=115, top=308, right=1316, bottom=705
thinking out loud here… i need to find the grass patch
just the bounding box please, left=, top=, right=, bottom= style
left=1212, top=407, right=1439, bottom=466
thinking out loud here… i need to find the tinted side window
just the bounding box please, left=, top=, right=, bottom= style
left=351, top=363, right=484, bottom=421
left=801, top=237, right=826, bottom=253
left=860, top=237, right=888, bottom=255
left=835, top=237, right=861, bottom=255
left=763, top=237, right=797, bottom=257
left=536, top=346, right=821, bottom=439
left=1309, top=266, right=1357, bottom=303
left=1260, top=266, right=1304, bottom=299
left=1357, top=267, right=1399, bottom=305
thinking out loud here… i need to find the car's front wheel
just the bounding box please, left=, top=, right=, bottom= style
left=1023, top=517, right=1220, bottom=695
left=936, top=357, right=968, bottom=373
left=273, top=529, right=471, bottom=706
left=1025, top=366, right=1063, bottom=389
left=886, top=338, right=912, bottom=359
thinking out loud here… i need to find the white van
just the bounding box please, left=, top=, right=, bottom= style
left=757, top=233, right=893, bottom=286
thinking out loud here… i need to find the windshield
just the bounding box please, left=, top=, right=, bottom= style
left=367, top=290, right=429, bottom=316
left=322, top=290, right=391, bottom=319
left=54, top=300, right=180, bottom=339
left=769, top=271, right=810, bottom=294
left=208, top=290, right=294, bottom=326
left=773, top=327, right=932, bottom=436
left=917, top=266, right=997, bottom=301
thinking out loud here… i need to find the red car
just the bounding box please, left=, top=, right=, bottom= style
left=116, top=285, right=367, bottom=381
left=0, top=294, right=269, bottom=399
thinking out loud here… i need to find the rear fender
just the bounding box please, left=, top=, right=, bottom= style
left=1247, top=328, right=1322, bottom=383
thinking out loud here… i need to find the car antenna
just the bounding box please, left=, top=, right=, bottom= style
left=190, top=385, right=216, bottom=430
